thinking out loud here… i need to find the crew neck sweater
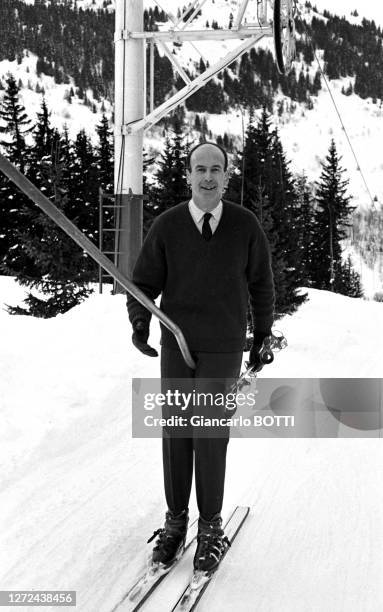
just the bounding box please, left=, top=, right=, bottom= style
left=127, top=200, right=275, bottom=352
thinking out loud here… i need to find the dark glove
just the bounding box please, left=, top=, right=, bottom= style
left=248, top=331, right=272, bottom=373
left=132, top=319, right=158, bottom=357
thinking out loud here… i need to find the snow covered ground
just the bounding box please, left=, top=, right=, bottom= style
left=0, top=275, right=382, bottom=611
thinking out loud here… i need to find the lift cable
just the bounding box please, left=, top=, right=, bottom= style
left=296, top=7, right=382, bottom=295
left=297, top=10, right=377, bottom=211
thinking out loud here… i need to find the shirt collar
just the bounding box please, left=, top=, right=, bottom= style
left=189, top=199, right=223, bottom=222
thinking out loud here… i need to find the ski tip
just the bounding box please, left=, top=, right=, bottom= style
left=233, top=505, right=250, bottom=517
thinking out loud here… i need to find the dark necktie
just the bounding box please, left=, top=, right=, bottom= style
left=202, top=212, right=213, bottom=241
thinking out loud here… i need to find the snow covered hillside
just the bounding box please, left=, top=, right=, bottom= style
left=313, top=0, right=383, bottom=27
left=0, top=276, right=382, bottom=611
left=0, top=50, right=113, bottom=146
left=21, top=0, right=383, bottom=29
left=2, top=1, right=383, bottom=209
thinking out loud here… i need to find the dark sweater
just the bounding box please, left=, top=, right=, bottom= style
left=126, top=200, right=275, bottom=352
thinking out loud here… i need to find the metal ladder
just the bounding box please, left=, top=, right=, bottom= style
left=98, top=187, right=125, bottom=294
left=98, top=187, right=149, bottom=294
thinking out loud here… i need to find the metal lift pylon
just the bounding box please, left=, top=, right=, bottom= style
left=113, top=0, right=297, bottom=288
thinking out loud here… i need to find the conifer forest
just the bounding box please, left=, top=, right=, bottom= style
left=1, top=0, right=382, bottom=317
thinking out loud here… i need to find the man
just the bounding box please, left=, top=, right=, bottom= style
left=127, top=142, right=275, bottom=574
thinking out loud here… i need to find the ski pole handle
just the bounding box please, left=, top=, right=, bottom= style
left=259, top=340, right=275, bottom=365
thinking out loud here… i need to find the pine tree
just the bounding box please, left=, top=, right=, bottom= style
left=28, top=98, right=56, bottom=182
left=227, top=108, right=273, bottom=214
left=4, top=99, right=61, bottom=280
left=268, top=130, right=308, bottom=311
left=95, top=113, right=114, bottom=258
left=0, top=170, right=17, bottom=269
left=67, top=129, right=99, bottom=253
left=335, top=256, right=364, bottom=298
left=295, top=173, right=316, bottom=286
left=310, top=139, right=357, bottom=292
left=270, top=130, right=307, bottom=286
left=151, top=117, right=189, bottom=216
left=2, top=100, right=95, bottom=316
left=297, top=69, right=307, bottom=103
left=5, top=138, right=94, bottom=317
left=312, top=70, right=322, bottom=94
left=95, top=113, right=113, bottom=192
left=0, top=74, right=34, bottom=271
left=228, top=108, right=307, bottom=319
left=0, top=74, right=33, bottom=172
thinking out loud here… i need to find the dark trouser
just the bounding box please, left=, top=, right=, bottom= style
left=161, top=347, right=242, bottom=521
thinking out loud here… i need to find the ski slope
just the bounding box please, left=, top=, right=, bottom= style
left=0, top=276, right=382, bottom=611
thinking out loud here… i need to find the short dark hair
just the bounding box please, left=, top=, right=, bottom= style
left=186, top=141, right=228, bottom=172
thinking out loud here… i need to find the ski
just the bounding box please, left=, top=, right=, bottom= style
left=112, top=517, right=198, bottom=612
left=171, top=505, right=250, bottom=612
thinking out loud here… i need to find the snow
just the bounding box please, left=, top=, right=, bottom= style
left=0, top=5, right=382, bottom=609
left=311, top=0, right=383, bottom=28
left=0, top=275, right=382, bottom=611
left=343, top=241, right=383, bottom=299
left=47, top=0, right=383, bottom=30
left=3, top=3, right=383, bottom=209
left=0, top=52, right=113, bottom=144
left=204, top=74, right=383, bottom=209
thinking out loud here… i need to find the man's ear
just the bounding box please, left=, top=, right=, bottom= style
left=223, top=169, right=230, bottom=189
left=186, top=169, right=191, bottom=185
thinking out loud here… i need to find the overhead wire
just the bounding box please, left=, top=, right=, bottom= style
left=313, top=52, right=376, bottom=210
left=296, top=8, right=377, bottom=211
left=295, top=6, right=381, bottom=295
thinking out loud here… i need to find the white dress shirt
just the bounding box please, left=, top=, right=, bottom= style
left=188, top=199, right=223, bottom=235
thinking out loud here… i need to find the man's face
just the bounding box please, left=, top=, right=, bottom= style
left=187, top=144, right=228, bottom=210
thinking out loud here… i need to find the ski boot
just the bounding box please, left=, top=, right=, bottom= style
left=147, top=509, right=189, bottom=568
left=193, top=513, right=230, bottom=574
